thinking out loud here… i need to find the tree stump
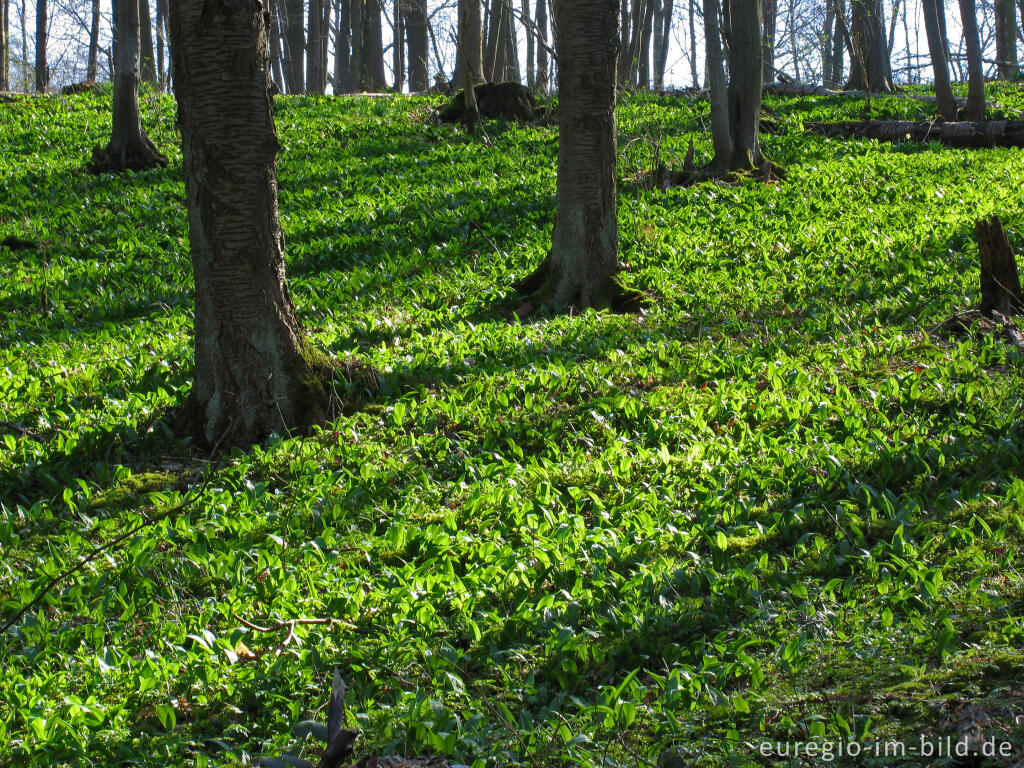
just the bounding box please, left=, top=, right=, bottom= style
left=976, top=215, right=1023, bottom=317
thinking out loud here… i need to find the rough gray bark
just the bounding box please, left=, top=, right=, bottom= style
left=349, top=0, right=363, bottom=89
left=959, top=0, right=985, bottom=120
left=282, top=0, right=305, bottom=92
left=822, top=3, right=835, bottom=86
left=535, top=0, right=548, bottom=90
left=921, top=0, right=956, bottom=119
left=995, top=0, right=1017, bottom=78
left=139, top=0, right=156, bottom=83
left=406, top=0, right=428, bottom=90
left=762, top=0, right=776, bottom=80
left=90, top=0, right=167, bottom=172
left=168, top=0, right=338, bottom=448
left=268, top=0, right=286, bottom=93
left=704, top=0, right=733, bottom=167
left=455, top=0, right=483, bottom=87
left=362, top=0, right=387, bottom=89
left=86, top=0, right=100, bottom=81
left=847, top=0, right=891, bottom=91
left=156, top=0, right=168, bottom=88
left=334, top=0, right=351, bottom=92
left=652, top=0, right=672, bottom=89
left=516, top=0, right=619, bottom=312
left=727, top=0, right=765, bottom=168
left=308, top=0, right=325, bottom=92
left=487, top=0, right=520, bottom=82
left=35, top=0, right=46, bottom=91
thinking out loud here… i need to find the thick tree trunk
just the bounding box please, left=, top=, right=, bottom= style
left=139, top=0, right=156, bottom=83
left=516, top=0, right=619, bottom=313
left=822, top=5, right=835, bottom=86
left=977, top=216, right=1023, bottom=317
left=455, top=0, right=483, bottom=87
left=90, top=0, right=167, bottom=172
left=362, top=0, right=387, bottom=89
left=282, top=0, right=305, bottom=92
left=995, top=0, right=1017, bottom=79
left=704, top=0, right=733, bottom=168
left=727, top=0, right=764, bottom=169
left=762, top=0, right=776, bottom=80
left=308, top=0, right=325, bottom=93
left=921, top=0, right=956, bottom=119
left=959, top=0, right=985, bottom=120
left=34, top=0, right=46, bottom=91
left=168, top=0, right=339, bottom=448
left=349, top=0, right=363, bottom=88
left=406, top=0, right=428, bottom=90
left=847, top=0, right=891, bottom=91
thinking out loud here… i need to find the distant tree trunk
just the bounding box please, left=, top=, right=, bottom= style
left=637, top=0, right=655, bottom=87
left=995, top=0, right=1017, bottom=78
left=688, top=0, right=698, bottom=86
left=0, top=0, right=8, bottom=91
left=168, top=0, right=340, bottom=448
left=788, top=0, right=799, bottom=79
left=320, top=0, right=330, bottom=89
left=406, top=0, right=427, bottom=89
left=282, top=0, right=304, bottom=92
left=959, top=0, right=985, bottom=118
left=350, top=0, right=363, bottom=88
left=618, top=0, right=630, bottom=83
left=847, top=0, right=891, bottom=90
left=308, top=0, right=325, bottom=92
left=334, top=0, right=351, bottom=91
left=393, top=0, right=405, bottom=91
left=704, top=0, right=733, bottom=167
left=155, top=0, right=168, bottom=88
left=535, top=0, right=548, bottom=90
left=619, top=0, right=641, bottom=84
left=139, top=0, right=156, bottom=83
left=822, top=5, right=834, bottom=85
left=455, top=0, right=483, bottom=87
left=830, top=0, right=844, bottom=84
left=90, top=0, right=167, bottom=172
left=85, top=0, right=100, bottom=81
left=653, top=0, right=672, bottom=89
left=268, top=0, right=286, bottom=92
left=34, top=0, right=46, bottom=91
left=362, top=0, right=386, bottom=88
left=922, top=0, right=956, bottom=118
left=727, top=0, right=765, bottom=168
left=516, top=0, right=619, bottom=312
left=522, top=0, right=533, bottom=86
left=762, top=0, right=776, bottom=79
left=487, top=0, right=520, bottom=82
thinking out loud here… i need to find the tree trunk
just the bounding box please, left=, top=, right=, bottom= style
left=85, top=0, right=100, bottom=81
left=320, top=0, right=330, bottom=90
left=959, top=0, right=985, bottom=120
left=0, top=0, right=7, bottom=91
left=282, top=0, right=304, bottom=92
left=308, top=0, right=325, bottom=93
left=762, top=0, right=776, bottom=79
left=847, top=0, right=891, bottom=91
left=822, top=5, right=835, bottom=86
left=831, top=0, right=844, bottom=85
left=995, top=0, right=1017, bottom=78
left=637, top=0, right=655, bottom=88
left=393, top=0, right=405, bottom=92
left=704, top=0, right=732, bottom=167
left=168, top=0, right=340, bottom=448
left=522, top=0, right=533, bottom=86
left=535, top=0, right=548, bottom=91
left=688, top=0, right=698, bottom=86
left=516, top=0, right=619, bottom=312
left=139, top=0, right=156, bottom=83
left=921, top=0, right=956, bottom=119
left=727, top=0, right=764, bottom=169
left=334, top=0, right=351, bottom=91
left=90, top=0, right=167, bottom=172
left=34, top=0, right=46, bottom=91
left=487, top=0, right=520, bottom=82
left=406, top=0, right=428, bottom=89
left=787, top=0, right=798, bottom=79
left=653, top=0, right=672, bottom=89
left=156, top=0, right=168, bottom=88
left=455, top=0, right=483, bottom=87
left=349, top=0, right=363, bottom=88
left=268, top=0, right=286, bottom=93
left=362, top=0, right=386, bottom=89
left=977, top=216, right=1023, bottom=317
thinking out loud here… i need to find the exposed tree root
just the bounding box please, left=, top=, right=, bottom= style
left=658, top=157, right=785, bottom=188
left=89, top=133, right=168, bottom=174
left=511, top=254, right=647, bottom=317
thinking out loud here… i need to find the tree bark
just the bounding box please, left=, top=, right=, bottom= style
left=535, top=0, right=548, bottom=90
left=921, top=0, right=956, bottom=119
left=995, top=0, right=1017, bottom=79
left=268, top=0, right=286, bottom=93
left=704, top=0, right=733, bottom=167
left=334, top=0, right=351, bottom=92
left=830, top=0, right=844, bottom=86
left=637, top=0, right=655, bottom=87
left=727, top=0, right=764, bottom=169
left=487, top=0, right=520, bottom=82
left=34, top=0, right=46, bottom=91
left=455, top=0, right=483, bottom=87
left=762, top=0, right=776, bottom=80
left=847, top=0, right=891, bottom=91
left=139, top=0, right=156, bottom=83
left=406, top=0, right=427, bottom=90
left=308, top=0, right=325, bottom=92
left=362, top=0, right=387, bottom=89
left=977, top=216, right=1023, bottom=317
left=90, top=0, right=167, bottom=172
left=156, top=0, right=168, bottom=88
left=653, top=0, right=672, bottom=89
left=282, top=0, right=305, bottom=92
left=393, top=0, right=405, bottom=92
left=822, top=4, right=835, bottom=86
left=959, top=0, right=985, bottom=120
left=168, top=0, right=339, bottom=448
left=516, top=0, right=619, bottom=312
left=2, top=0, right=11, bottom=90
left=349, top=0, right=363, bottom=88
left=688, top=0, right=698, bottom=86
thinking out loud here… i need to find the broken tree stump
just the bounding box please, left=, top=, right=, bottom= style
left=805, top=119, right=1024, bottom=148
left=976, top=215, right=1023, bottom=317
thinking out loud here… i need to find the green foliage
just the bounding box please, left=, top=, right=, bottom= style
left=1, top=89, right=1024, bottom=768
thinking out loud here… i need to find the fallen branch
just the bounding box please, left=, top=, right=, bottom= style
left=233, top=614, right=355, bottom=647
left=805, top=119, right=1024, bottom=147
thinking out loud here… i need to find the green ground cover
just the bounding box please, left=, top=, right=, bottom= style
left=1, top=85, right=1023, bottom=767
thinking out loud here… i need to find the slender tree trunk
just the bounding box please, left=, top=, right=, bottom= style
left=705, top=0, right=733, bottom=167
left=788, top=0, right=799, bottom=79
left=535, top=0, right=548, bottom=90
left=762, top=0, right=776, bottom=79
left=960, top=0, right=985, bottom=118
left=688, top=0, right=698, bottom=86
left=350, top=0, right=363, bottom=88
left=406, top=0, right=427, bottom=89
left=90, top=0, right=167, bottom=172
left=139, top=0, right=156, bottom=83
left=156, top=0, right=168, bottom=88
left=393, top=0, right=404, bottom=91
left=488, top=0, right=519, bottom=82
left=653, top=0, right=672, bottom=89
left=831, top=0, right=844, bottom=84
left=268, top=0, right=286, bottom=92
left=848, top=0, right=891, bottom=90
left=308, top=0, right=325, bottom=92
left=34, top=0, right=46, bottom=92
left=282, top=0, right=305, bottom=92
left=516, top=0, right=619, bottom=312
left=995, top=0, right=1017, bottom=78
left=85, top=0, right=100, bottom=81
left=522, top=0, right=533, bottom=86
left=168, top=0, right=340, bottom=448
left=334, top=0, right=350, bottom=91
left=320, top=0, right=330, bottom=90
left=0, top=0, right=8, bottom=91
left=822, top=5, right=835, bottom=86
left=922, top=0, right=956, bottom=118
left=619, top=0, right=630, bottom=84
left=620, top=0, right=642, bottom=84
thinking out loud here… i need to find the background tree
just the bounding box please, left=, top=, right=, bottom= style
left=35, top=0, right=46, bottom=90
left=959, top=0, right=985, bottom=119
left=763, top=0, right=777, bottom=79
left=139, top=0, right=155, bottom=82
left=1, top=0, right=8, bottom=90
left=406, top=0, right=428, bottom=90
left=921, top=0, right=956, bottom=119
left=995, top=0, right=1017, bottom=78
left=90, top=0, right=167, bottom=171
left=455, top=0, right=483, bottom=87
left=847, top=0, right=891, bottom=90
left=168, top=0, right=341, bottom=447
left=515, top=0, right=619, bottom=312
left=85, top=0, right=100, bottom=80
left=282, top=0, right=304, bottom=91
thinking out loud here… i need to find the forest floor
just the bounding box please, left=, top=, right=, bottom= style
left=1, top=84, right=1024, bottom=768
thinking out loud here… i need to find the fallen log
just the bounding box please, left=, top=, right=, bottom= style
left=805, top=119, right=1024, bottom=147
